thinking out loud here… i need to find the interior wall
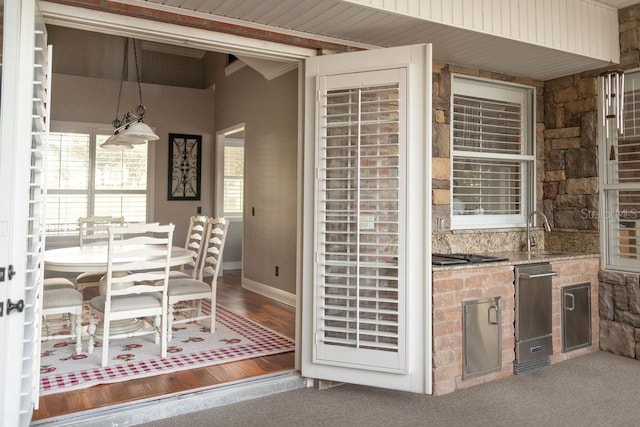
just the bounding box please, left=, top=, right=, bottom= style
left=209, top=53, right=298, bottom=295
left=49, top=73, right=216, bottom=245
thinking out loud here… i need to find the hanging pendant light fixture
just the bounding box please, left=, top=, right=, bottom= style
left=100, top=38, right=159, bottom=149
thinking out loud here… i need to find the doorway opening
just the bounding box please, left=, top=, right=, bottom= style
left=34, top=21, right=302, bottom=421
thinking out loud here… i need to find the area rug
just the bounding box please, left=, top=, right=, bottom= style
left=39, top=303, right=294, bottom=396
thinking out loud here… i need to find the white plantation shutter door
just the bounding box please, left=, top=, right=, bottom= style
left=315, top=69, right=406, bottom=371
left=23, top=20, right=51, bottom=419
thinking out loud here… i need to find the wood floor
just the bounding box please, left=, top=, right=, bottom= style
left=32, top=270, right=296, bottom=421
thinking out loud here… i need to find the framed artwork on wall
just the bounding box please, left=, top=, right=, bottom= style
left=168, top=133, right=202, bottom=200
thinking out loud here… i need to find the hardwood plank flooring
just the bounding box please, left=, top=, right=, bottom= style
left=32, top=270, right=296, bottom=421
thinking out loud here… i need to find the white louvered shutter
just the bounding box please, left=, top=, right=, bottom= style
left=314, top=69, right=406, bottom=372
left=23, top=20, right=52, bottom=418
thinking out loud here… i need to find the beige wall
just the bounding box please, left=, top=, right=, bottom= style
left=209, top=53, right=298, bottom=295
left=50, top=73, right=216, bottom=245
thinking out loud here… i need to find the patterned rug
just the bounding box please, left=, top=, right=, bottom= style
left=39, top=303, right=294, bottom=396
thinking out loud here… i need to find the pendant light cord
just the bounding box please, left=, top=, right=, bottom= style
left=113, top=38, right=128, bottom=128
left=132, top=39, right=145, bottom=115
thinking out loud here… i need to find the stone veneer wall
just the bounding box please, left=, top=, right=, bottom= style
left=432, top=257, right=599, bottom=396
left=541, top=4, right=640, bottom=254
left=542, top=74, right=601, bottom=253
left=599, top=270, right=640, bottom=358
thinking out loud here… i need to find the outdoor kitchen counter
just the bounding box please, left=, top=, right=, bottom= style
left=431, top=251, right=601, bottom=396
left=431, top=251, right=600, bottom=271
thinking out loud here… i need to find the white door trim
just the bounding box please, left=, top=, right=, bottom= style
left=39, top=1, right=317, bottom=61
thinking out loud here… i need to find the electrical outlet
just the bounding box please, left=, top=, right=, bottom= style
left=275, top=266, right=279, bottom=276
left=197, top=206, right=202, bottom=214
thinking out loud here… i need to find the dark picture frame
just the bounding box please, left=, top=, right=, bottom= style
left=168, top=133, right=202, bottom=200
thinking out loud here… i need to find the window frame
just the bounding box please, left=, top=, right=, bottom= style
left=46, top=121, right=155, bottom=246
left=450, top=75, right=536, bottom=230
left=600, top=69, right=640, bottom=273
left=215, top=124, right=245, bottom=222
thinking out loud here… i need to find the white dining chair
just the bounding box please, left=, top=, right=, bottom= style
left=76, top=216, right=126, bottom=293
left=43, top=277, right=76, bottom=290
left=169, top=215, right=209, bottom=280
left=166, top=217, right=228, bottom=341
left=87, top=222, right=174, bottom=367
left=42, top=287, right=84, bottom=355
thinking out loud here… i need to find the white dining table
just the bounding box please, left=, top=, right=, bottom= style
left=44, top=244, right=194, bottom=336
left=44, top=245, right=194, bottom=273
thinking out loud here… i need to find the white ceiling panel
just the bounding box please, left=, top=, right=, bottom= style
left=112, top=0, right=634, bottom=80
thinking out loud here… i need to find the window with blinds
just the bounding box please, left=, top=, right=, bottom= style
left=316, top=70, right=405, bottom=370
left=46, top=125, right=149, bottom=239
left=451, top=76, right=534, bottom=229
left=223, top=143, right=244, bottom=216
left=603, top=71, right=640, bottom=271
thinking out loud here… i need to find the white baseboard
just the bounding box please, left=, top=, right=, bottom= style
left=242, top=277, right=296, bottom=307
left=222, top=261, right=242, bottom=271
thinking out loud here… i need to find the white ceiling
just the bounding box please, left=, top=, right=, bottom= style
left=596, top=0, right=640, bottom=8
left=106, top=0, right=640, bottom=81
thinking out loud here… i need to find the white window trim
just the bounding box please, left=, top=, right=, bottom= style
left=600, top=69, right=640, bottom=273
left=450, top=75, right=536, bottom=230
left=47, top=120, right=155, bottom=246
left=215, top=123, right=245, bottom=222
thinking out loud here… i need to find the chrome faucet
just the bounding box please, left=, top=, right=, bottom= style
left=527, top=210, right=551, bottom=252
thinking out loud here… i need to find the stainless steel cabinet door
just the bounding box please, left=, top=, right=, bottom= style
left=463, top=297, right=501, bottom=379
left=562, top=283, right=592, bottom=352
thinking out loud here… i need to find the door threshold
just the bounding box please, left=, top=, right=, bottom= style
left=31, top=370, right=306, bottom=426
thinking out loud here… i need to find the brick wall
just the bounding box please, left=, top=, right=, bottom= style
left=432, top=257, right=599, bottom=396
left=432, top=265, right=515, bottom=395
left=549, top=259, right=601, bottom=364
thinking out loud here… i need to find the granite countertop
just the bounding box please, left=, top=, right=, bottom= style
left=432, top=250, right=600, bottom=271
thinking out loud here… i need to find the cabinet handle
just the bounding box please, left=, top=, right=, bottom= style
left=518, top=272, right=558, bottom=279
left=564, top=292, right=575, bottom=311
left=487, top=304, right=499, bottom=325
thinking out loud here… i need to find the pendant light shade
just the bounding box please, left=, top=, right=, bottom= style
left=100, top=133, right=134, bottom=149
left=120, top=121, right=160, bottom=142
left=100, top=37, right=157, bottom=149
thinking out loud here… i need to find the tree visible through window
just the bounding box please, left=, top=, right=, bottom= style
left=46, top=123, right=149, bottom=239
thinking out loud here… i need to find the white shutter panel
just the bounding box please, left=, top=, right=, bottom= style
left=21, top=22, right=51, bottom=418
left=315, top=69, right=406, bottom=372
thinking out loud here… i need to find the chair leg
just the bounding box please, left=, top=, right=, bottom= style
left=210, top=298, right=216, bottom=334
left=87, top=311, right=96, bottom=354
left=167, top=303, right=175, bottom=342
left=160, top=312, right=167, bottom=359
left=73, top=313, right=83, bottom=355
left=101, top=316, right=110, bottom=368
left=153, top=314, right=161, bottom=345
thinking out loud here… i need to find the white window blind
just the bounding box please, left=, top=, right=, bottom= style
left=316, top=71, right=405, bottom=371
left=223, top=144, right=244, bottom=216
left=46, top=132, right=90, bottom=236
left=451, top=77, right=534, bottom=229
left=603, top=71, right=640, bottom=271
left=46, top=125, right=149, bottom=239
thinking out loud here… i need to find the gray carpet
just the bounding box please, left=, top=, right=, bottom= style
left=142, top=351, right=640, bottom=427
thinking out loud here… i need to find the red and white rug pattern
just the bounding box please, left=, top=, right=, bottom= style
left=39, top=304, right=294, bottom=395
